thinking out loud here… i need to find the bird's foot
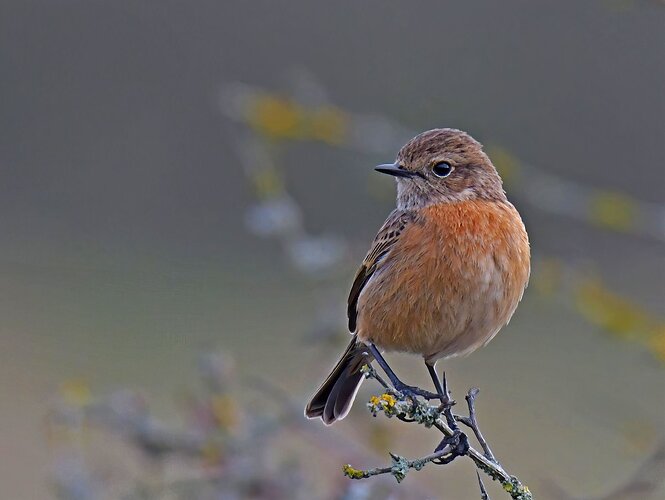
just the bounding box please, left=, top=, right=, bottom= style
left=433, top=429, right=469, bottom=464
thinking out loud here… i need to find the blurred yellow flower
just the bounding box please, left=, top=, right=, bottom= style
left=251, top=167, right=285, bottom=199
left=248, top=95, right=302, bottom=139
left=59, top=379, right=91, bottom=407
left=648, top=329, right=665, bottom=362
left=532, top=258, right=563, bottom=297
left=589, top=192, right=636, bottom=232
left=308, top=106, right=348, bottom=145
left=210, top=395, right=238, bottom=429
left=200, top=440, right=224, bottom=465
left=576, top=278, right=650, bottom=340
left=576, top=277, right=665, bottom=363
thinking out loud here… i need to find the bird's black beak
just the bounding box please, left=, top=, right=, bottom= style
left=374, top=163, right=415, bottom=178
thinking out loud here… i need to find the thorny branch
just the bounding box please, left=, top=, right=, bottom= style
left=342, top=447, right=455, bottom=483
left=342, top=364, right=533, bottom=500
left=458, top=387, right=497, bottom=462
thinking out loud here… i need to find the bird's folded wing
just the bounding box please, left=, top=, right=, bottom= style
left=347, top=209, right=416, bottom=332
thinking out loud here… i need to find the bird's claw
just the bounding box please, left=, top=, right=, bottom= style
left=433, top=429, right=469, bottom=464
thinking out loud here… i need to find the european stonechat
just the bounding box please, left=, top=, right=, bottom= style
left=305, top=128, right=530, bottom=424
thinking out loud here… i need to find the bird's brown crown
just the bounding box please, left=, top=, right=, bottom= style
left=393, top=128, right=506, bottom=209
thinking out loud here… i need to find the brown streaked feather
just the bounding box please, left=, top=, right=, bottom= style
left=347, top=210, right=417, bottom=332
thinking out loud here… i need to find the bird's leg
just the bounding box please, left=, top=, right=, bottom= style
left=426, top=363, right=469, bottom=460
left=426, top=363, right=453, bottom=406
left=426, top=364, right=457, bottom=427
left=367, top=344, right=438, bottom=400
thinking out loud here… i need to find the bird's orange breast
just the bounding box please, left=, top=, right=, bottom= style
left=356, top=200, right=530, bottom=362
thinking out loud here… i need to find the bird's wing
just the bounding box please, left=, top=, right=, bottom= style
left=347, top=210, right=416, bottom=332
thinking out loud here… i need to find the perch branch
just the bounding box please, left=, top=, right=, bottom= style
left=456, top=387, right=496, bottom=462
left=343, top=445, right=454, bottom=483
left=342, top=364, right=533, bottom=499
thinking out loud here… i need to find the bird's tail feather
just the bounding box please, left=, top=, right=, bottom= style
left=304, top=336, right=370, bottom=425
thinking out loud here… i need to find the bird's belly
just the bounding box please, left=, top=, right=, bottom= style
left=357, top=260, right=517, bottom=361
left=355, top=202, right=530, bottom=363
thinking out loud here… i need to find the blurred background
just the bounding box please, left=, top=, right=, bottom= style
left=1, top=1, right=664, bottom=499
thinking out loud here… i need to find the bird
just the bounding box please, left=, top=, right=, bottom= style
left=305, top=128, right=530, bottom=425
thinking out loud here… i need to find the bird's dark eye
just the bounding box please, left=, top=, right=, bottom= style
left=432, top=162, right=453, bottom=178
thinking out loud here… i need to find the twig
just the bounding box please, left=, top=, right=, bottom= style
left=343, top=446, right=453, bottom=483
left=428, top=402, right=532, bottom=500
left=440, top=371, right=460, bottom=431
left=347, top=364, right=533, bottom=499
left=478, top=471, right=491, bottom=500
left=361, top=363, right=391, bottom=391
left=456, top=387, right=497, bottom=462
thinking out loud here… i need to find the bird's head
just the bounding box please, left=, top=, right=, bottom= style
left=375, top=128, right=506, bottom=209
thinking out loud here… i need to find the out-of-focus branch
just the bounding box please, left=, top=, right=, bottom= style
left=342, top=364, right=533, bottom=500
left=545, top=441, right=665, bottom=500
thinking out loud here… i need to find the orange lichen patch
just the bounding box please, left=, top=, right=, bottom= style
left=369, top=393, right=397, bottom=410
left=379, top=393, right=397, bottom=408
left=342, top=464, right=366, bottom=479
